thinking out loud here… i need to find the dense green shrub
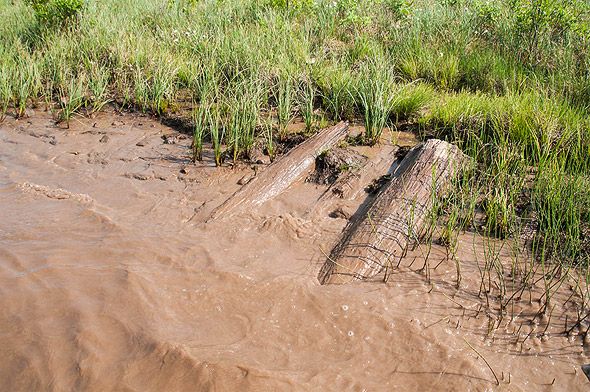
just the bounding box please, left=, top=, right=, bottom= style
left=267, top=0, right=315, bottom=12
left=25, top=0, right=84, bottom=28
left=472, top=1, right=500, bottom=39
left=508, top=0, right=587, bottom=61
left=336, top=0, right=371, bottom=28
left=381, top=0, right=412, bottom=19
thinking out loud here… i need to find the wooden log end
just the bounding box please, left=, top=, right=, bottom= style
left=207, top=122, right=349, bottom=222
left=319, top=139, right=467, bottom=285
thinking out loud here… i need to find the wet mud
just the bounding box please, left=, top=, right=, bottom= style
left=0, top=111, right=588, bottom=391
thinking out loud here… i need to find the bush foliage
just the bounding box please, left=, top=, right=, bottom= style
left=25, top=0, right=84, bottom=27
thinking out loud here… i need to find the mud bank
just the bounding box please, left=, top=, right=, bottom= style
left=0, top=111, right=587, bottom=391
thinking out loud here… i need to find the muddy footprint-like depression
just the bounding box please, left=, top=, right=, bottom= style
left=0, top=110, right=588, bottom=391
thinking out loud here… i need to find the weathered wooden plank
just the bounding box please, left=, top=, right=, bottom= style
left=318, top=139, right=467, bottom=284
left=208, top=122, right=349, bottom=221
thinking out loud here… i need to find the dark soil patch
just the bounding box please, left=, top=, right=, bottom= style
left=364, top=174, right=392, bottom=194
left=308, top=147, right=367, bottom=185
left=395, top=145, right=412, bottom=160
left=275, top=133, right=308, bottom=155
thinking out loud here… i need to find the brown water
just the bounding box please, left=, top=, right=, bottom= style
left=0, top=110, right=587, bottom=391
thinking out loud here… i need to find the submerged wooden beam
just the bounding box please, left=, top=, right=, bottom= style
left=318, top=139, right=467, bottom=284
left=208, top=122, right=349, bottom=221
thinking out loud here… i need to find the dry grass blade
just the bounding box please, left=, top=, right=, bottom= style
left=463, top=338, right=500, bottom=386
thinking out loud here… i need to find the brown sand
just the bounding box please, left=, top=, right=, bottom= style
left=0, top=110, right=588, bottom=391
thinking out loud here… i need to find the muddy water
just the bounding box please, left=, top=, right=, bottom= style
left=0, top=111, right=587, bottom=391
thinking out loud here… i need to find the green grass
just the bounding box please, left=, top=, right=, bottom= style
left=225, top=76, right=262, bottom=160
left=0, top=0, right=589, bottom=300
left=191, top=103, right=207, bottom=162
left=355, top=59, right=395, bottom=145
left=57, top=73, right=85, bottom=127
left=298, top=72, right=315, bottom=131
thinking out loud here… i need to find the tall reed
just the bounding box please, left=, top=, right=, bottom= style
left=356, top=62, right=394, bottom=145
